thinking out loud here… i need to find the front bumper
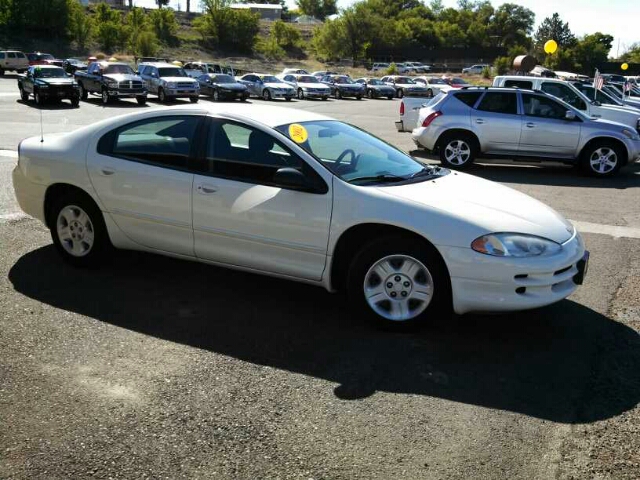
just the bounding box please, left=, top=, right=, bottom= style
left=219, top=90, right=249, bottom=99
left=271, top=91, right=295, bottom=99
left=337, top=89, right=363, bottom=97
left=304, top=90, right=330, bottom=98
left=108, top=89, right=147, bottom=98
left=165, top=88, right=199, bottom=98
left=438, top=230, right=586, bottom=315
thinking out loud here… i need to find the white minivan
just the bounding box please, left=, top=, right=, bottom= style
left=0, top=50, right=29, bottom=75
left=493, top=76, right=640, bottom=133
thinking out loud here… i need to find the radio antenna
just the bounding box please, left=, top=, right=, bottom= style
left=39, top=107, right=44, bottom=143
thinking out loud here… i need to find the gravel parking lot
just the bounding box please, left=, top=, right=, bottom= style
left=1, top=73, right=640, bottom=479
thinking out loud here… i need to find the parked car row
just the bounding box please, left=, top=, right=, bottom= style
left=395, top=77, right=640, bottom=177
left=370, top=62, right=432, bottom=74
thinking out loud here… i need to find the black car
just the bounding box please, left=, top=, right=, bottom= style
left=320, top=75, right=365, bottom=99
left=197, top=73, right=249, bottom=101
left=354, top=78, right=396, bottom=99
left=18, top=65, right=80, bottom=106
left=63, top=58, right=88, bottom=74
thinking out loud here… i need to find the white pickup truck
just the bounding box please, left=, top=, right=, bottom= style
left=493, top=76, right=640, bottom=133
left=395, top=94, right=443, bottom=132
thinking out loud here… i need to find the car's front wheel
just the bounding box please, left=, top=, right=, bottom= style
left=136, top=95, right=147, bottom=105
left=158, top=87, right=168, bottom=103
left=190, top=96, right=199, bottom=103
left=213, top=89, right=220, bottom=102
left=438, top=133, right=477, bottom=170
left=347, top=235, right=450, bottom=329
left=49, top=192, right=111, bottom=268
left=262, top=89, right=271, bottom=101
left=367, top=89, right=373, bottom=99
left=101, top=88, right=110, bottom=105
left=581, top=141, right=623, bottom=177
left=78, top=83, right=88, bottom=101
left=297, top=88, right=304, bottom=100
left=20, top=87, right=29, bottom=102
left=397, top=88, right=404, bottom=98
left=35, top=90, right=44, bottom=106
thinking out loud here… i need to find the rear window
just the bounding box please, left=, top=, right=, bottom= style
left=504, top=80, right=533, bottom=89
left=453, top=91, right=482, bottom=107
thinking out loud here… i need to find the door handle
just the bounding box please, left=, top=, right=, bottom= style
left=197, top=184, right=218, bottom=194
left=475, top=118, right=485, bottom=124
left=525, top=122, right=535, bottom=128
left=100, top=167, right=116, bottom=176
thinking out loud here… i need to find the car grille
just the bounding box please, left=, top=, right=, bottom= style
left=177, top=82, right=196, bottom=89
left=512, top=262, right=579, bottom=296
left=49, top=85, right=76, bottom=94
left=118, top=81, right=144, bottom=92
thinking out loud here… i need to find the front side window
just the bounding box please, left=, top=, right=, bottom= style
left=260, top=75, right=280, bottom=83
left=476, top=92, right=518, bottom=115
left=109, top=116, right=201, bottom=169
left=297, top=75, right=318, bottom=83
left=522, top=94, right=569, bottom=120
left=541, top=82, right=587, bottom=110
left=274, top=121, right=442, bottom=185
left=396, top=77, right=414, bottom=84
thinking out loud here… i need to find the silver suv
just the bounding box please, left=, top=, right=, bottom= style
left=412, top=87, right=640, bottom=177
left=138, top=62, right=200, bottom=103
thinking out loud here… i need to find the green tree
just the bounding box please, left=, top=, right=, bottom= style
left=621, top=43, right=640, bottom=63
left=69, top=1, right=93, bottom=50
left=571, top=32, right=614, bottom=74
left=295, top=0, right=337, bottom=20
left=534, top=13, right=576, bottom=49
left=94, top=3, right=124, bottom=52
left=271, top=20, right=301, bottom=49
left=150, top=8, right=178, bottom=43
left=194, top=0, right=260, bottom=53
left=490, top=3, right=535, bottom=48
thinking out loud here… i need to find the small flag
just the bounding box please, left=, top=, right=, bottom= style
left=593, top=69, right=604, bottom=90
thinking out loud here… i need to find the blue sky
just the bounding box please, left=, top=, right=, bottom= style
left=134, top=0, right=638, bottom=55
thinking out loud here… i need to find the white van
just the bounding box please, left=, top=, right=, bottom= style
left=493, top=76, right=640, bottom=133
left=0, top=50, right=29, bottom=75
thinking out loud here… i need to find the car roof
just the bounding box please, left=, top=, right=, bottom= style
left=140, top=62, right=179, bottom=67
left=31, top=65, right=63, bottom=69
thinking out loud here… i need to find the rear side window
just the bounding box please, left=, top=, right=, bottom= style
left=17, top=53, right=25, bottom=58
left=8, top=52, right=16, bottom=58
left=504, top=80, right=533, bottom=89
left=453, top=91, right=482, bottom=107
left=105, top=116, right=202, bottom=170
left=476, top=92, right=518, bottom=114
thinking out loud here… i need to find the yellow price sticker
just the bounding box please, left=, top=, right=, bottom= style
left=288, top=123, right=308, bottom=143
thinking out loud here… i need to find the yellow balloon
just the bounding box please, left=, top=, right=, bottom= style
left=621, top=63, right=629, bottom=71
left=544, top=39, right=558, bottom=54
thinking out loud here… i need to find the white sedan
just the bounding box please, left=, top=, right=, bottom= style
left=13, top=104, right=588, bottom=327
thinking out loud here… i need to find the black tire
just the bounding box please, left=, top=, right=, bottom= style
left=0, top=67, right=4, bottom=76
left=322, top=96, right=328, bottom=101
left=367, top=89, right=374, bottom=99
left=190, top=96, right=199, bottom=103
left=387, top=95, right=394, bottom=100
left=262, top=89, right=271, bottom=101
left=297, top=88, right=304, bottom=100
left=213, top=89, right=220, bottom=102
left=397, top=88, right=404, bottom=98
left=356, top=95, right=362, bottom=100
left=580, top=140, right=623, bottom=177
left=285, top=96, right=292, bottom=102
left=78, top=82, right=88, bottom=101
left=335, top=89, right=342, bottom=99
left=49, top=191, right=112, bottom=268
left=438, top=132, right=477, bottom=170
left=427, top=89, right=433, bottom=98
left=20, top=88, right=29, bottom=102
left=35, top=90, right=44, bottom=106
left=158, top=87, right=168, bottom=103
left=101, top=88, right=110, bottom=105
left=71, top=98, right=80, bottom=108
left=136, top=96, right=147, bottom=105
left=346, top=234, right=451, bottom=330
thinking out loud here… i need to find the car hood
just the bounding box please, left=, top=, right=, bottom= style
left=298, top=82, right=330, bottom=89
left=35, top=78, right=76, bottom=85
left=378, top=172, right=574, bottom=244
left=162, top=76, right=198, bottom=83
left=370, top=85, right=395, bottom=90
left=217, top=82, right=247, bottom=90
left=265, top=82, right=293, bottom=89
left=104, top=73, right=142, bottom=82
left=336, top=83, right=362, bottom=88
left=598, top=104, right=640, bottom=117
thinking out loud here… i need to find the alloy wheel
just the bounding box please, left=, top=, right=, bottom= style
left=363, top=255, right=434, bottom=321
left=213, top=89, right=219, bottom=101
left=56, top=205, right=95, bottom=257
left=589, top=147, right=618, bottom=174
left=444, top=140, right=471, bottom=165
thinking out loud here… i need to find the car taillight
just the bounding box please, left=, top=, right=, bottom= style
left=422, top=111, right=443, bottom=127
left=400, top=101, right=404, bottom=115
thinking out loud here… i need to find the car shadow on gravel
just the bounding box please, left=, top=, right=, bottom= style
left=410, top=150, right=640, bottom=189
left=9, top=245, right=640, bottom=424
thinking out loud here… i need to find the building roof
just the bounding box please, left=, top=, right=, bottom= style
left=229, top=3, right=283, bottom=9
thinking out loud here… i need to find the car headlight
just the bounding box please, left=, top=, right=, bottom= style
left=471, top=233, right=562, bottom=258
left=167, top=82, right=177, bottom=88
left=621, top=128, right=640, bottom=140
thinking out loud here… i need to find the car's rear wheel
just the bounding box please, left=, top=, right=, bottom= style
left=136, top=96, right=147, bottom=105
left=262, top=89, right=271, bottom=101
left=335, top=89, right=342, bottom=99
left=347, top=235, right=450, bottom=329
left=387, top=95, right=394, bottom=100
left=439, top=133, right=476, bottom=170
left=20, top=88, right=29, bottom=101
left=71, top=97, right=80, bottom=108
left=367, top=89, right=373, bottom=99
left=49, top=192, right=111, bottom=268
left=397, top=88, right=404, bottom=98
left=213, top=89, right=220, bottom=102
left=78, top=83, right=88, bottom=101
left=427, top=89, right=433, bottom=98
left=158, top=87, right=168, bottom=103
left=581, top=141, right=623, bottom=177
left=297, top=88, right=304, bottom=100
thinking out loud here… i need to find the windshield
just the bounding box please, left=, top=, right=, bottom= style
left=368, top=79, right=384, bottom=85
left=104, top=64, right=135, bottom=75
left=297, top=75, right=319, bottom=83
left=211, top=74, right=234, bottom=83
left=333, top=77, right=354, bottom=84
left=34, top=68, right=67, bottom=78
left=158, top=67, right=187, bottom=77
left=396, top=77, right=414, bottom=84
left=428, top=78, right=447, bottom=84
left=68, top=59, right=83, bottom=65
left=260, top=75, right=280, bottom=83
left=450, top=78, right=469, bottom=85
left=275, top=120, right=443, bottom=185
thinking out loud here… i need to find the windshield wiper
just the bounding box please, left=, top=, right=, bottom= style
left=408, top=166, right=443, bottom=179
left=349, top=174, right=406, bottom=185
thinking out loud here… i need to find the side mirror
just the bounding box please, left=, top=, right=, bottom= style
left=592, top=100, right=601, bottom=106
left=565, top=110, right=577, bottom=121
left=274, top=167, right=310, bottom=190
